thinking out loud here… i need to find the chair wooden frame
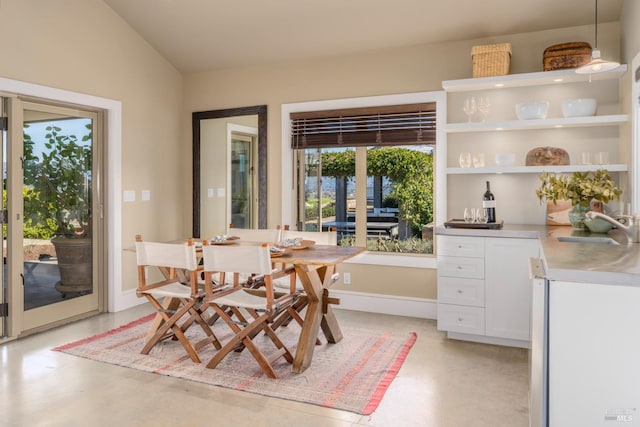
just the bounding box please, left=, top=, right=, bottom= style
left=201, top=242, right=297, bottom=378
left=135, top=235, right=221, bottom=363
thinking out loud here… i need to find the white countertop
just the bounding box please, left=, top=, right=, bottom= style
left=436, top=224, right=640, bottom=287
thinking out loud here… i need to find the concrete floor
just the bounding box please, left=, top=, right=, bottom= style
left=1, top=305, right=529, bottom=427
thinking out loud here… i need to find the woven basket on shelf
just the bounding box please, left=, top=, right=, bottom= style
left=471, top=43, right=512, bottom=78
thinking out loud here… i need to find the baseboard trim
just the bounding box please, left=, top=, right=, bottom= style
left=112, top=287, right=437, bottom=320
left=446, top=331, right=530, bottom=349
left=331, top=290, right=436, bottom=319
left=112, top=288, right=147, bottom=312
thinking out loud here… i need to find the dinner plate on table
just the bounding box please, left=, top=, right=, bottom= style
left=269, top=246, right=287, bottom=257
left=288, top=239, right=315, bottom=249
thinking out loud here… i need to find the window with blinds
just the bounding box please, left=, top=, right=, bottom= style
left=291, top=103, right=436, bottom=149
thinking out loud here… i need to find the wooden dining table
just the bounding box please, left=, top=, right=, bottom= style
left=134, top=239, right=364, bottom=374
left=277, top=244, right=365, bottom=373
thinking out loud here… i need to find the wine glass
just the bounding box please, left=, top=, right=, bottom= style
left=464, top=208, right=475, bottom=223
left=472, top=153, right=485, bottom=168
left=463, top=97, right=476, bottom=123
left=477, top=96, right=491, bottom=122
left=459, top=152, right=472, bottom=168
left=475, top=208, right=488, bottom=224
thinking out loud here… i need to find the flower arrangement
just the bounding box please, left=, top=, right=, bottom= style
left=536, top=169, right=622, bottom=207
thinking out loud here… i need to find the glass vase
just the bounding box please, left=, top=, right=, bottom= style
left=568, top=202, right=590, bottom=230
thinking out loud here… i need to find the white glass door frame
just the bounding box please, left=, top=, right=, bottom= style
left=7, top=98, right=102, bottom=335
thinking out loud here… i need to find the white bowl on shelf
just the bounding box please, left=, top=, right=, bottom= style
left=495, top=153, right=516, bottom=166
left=561, top=98, right=597, bottom=117
left=515, top=101, right=549, bottom=120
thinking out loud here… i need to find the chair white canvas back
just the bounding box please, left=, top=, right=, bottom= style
left=135, top=241, right=198, bottom=272
left=225, top=226, right=281, bottom=243
left=201, top=244, right=272, bottom=276
left=281, top=229, right=337, bottom=246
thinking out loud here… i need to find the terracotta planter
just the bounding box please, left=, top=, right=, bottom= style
left=52, top=236, right=92, bottom=296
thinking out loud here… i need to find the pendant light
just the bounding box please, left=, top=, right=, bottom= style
left=576, top=0, right=620, bottom=74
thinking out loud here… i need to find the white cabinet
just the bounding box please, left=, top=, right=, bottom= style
left=436, top=236, right=486, bottom=336
left=437, top=234, right=537, bottom=347
left=485, top=237, right=539, bottom=341
left=440, top=67, right=629, bottom=225
left=548, top=280, right=640, bottom=426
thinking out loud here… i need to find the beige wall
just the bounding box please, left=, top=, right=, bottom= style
left=334, top=264, right=437, bottom=300
left=621, top=0, right=640, bottom=63
left=0, top=0, right=183, bottom=294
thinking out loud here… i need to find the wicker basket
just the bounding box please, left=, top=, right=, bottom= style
left=471, top=43, right=512, bottom=78
left=543, top=42, right=591, bottom=71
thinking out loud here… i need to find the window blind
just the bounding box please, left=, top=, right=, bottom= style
left=291, top=102, right=436, bottom=149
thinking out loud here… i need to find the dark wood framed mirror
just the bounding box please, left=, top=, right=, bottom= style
left=192, top=105, right=267, bottom=237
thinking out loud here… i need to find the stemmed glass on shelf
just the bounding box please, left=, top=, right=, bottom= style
left=463, top=97, right=476, bottom=123
left=477, top=96, right=490, bottom=122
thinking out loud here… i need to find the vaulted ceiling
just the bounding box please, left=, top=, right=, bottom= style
left=103, top=0, right=623, bottom=73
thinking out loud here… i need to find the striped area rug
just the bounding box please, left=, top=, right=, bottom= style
left=53, top=313, right=416, bottom=415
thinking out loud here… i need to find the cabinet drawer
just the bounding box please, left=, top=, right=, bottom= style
left=438, top=276, right=485, bottom=307
left=437, top=255, right=485, bottom=279
left=437, top=236, right=484, bottom=258
left=437, top=304, right=485, bottom=335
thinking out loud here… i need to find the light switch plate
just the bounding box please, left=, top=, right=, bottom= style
left=141, top=190, right=151, bottom=201
left=123, top=190, right=136, bottom=202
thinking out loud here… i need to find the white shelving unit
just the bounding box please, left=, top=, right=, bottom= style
left=445, top=114, right=628, bottom=134
left=441, top=65, right=629, bottom=225
left=442, top=66, right=628, bottom=92
left=446, top=164, right=628, bottom=175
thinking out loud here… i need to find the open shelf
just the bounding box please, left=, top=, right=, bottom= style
left=442, top=66, right=628, bottom=92
left=446, top=164, right=628, bottom=175
left=445, top=114, right=629, bottom=133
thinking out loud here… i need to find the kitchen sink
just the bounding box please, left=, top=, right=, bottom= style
left=556, top=235, right=621, bottom=245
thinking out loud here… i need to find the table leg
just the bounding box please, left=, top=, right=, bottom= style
left=292, top=264, right=343, bottom=373
left=292, top=264, right=323, bottom=373
left=321, top=304, right=343, bottom=343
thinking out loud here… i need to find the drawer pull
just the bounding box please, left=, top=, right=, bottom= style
left=457, top=245, right=463, bottom=248
left=457, top=317, right=463, bottom=322
left=457, top=266, right=462, bottom=270
left=457, top=289, right=463, bottom=293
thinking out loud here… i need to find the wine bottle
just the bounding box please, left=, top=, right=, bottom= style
left=483, top=181, right=496, bottom=223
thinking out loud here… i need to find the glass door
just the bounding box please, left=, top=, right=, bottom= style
left=228, top=126, right=257, bottom=229
left=8, top=100, right=100, bottom=334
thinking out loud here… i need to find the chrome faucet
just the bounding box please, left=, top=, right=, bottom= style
left=585, top=211, right=640, bottom=243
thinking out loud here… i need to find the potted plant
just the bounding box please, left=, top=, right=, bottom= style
left=536, top=169, right=621, bottom=230
left=24, top=124, right=92, bottom=295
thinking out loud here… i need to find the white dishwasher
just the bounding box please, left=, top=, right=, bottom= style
left=547, top=279, right=640, bottom=426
